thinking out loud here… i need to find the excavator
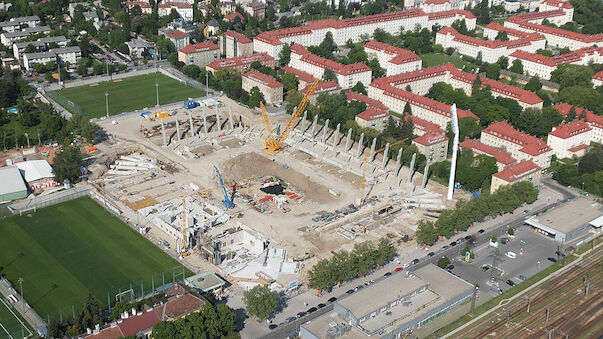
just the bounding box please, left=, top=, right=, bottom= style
left=259, top=79, right=319, bottom=155
left=361, top=138, right=407, bottom=204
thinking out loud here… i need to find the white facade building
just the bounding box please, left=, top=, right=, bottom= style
left=547, top=119, right=592, bottom=159
left=363, top=40, right=422, bottom=76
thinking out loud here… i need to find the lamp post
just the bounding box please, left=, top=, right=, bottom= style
left=205, top=71, right=209, bottom=97
left=105, top=90, right=109, bottom=118
left=18, top=277, right=23, bottom=299
left=155, top=81, right=159, bottom=107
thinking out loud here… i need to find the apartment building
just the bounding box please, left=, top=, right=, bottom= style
left=355, top=109, right=390, bottom=131
left=459, top=137, right=517, bottom=170
left=13, top=36, right=69, bottom=60
left=178, top=42, right=219, bottom=66
left=507, top=46, right=603, bottom=79
left=241, top=70, right=283, bottom=104
left=547, top=119, right=592, bottom=159
left=346, top=90, right=389, bottom=112
left=554, top=103, right=603, bottom=145
left=490, top=160, right=542, bottom=192
left=220, top=31, right=253, bottom=58
left=435, top=26, right=545, bottom=64
left=363, top=40, right=422, bottom=76
left=22, top=46, right=81, bottom=71
left=289, top=44, right=372, bottom=89
left=412, top=131, right=449, bottom=163
left=158, top=2, right=193, bottom=21
left=420, top=0, right=452, bottom=13
left=245, top=2, right=265, bottom=19
left=253, top=9, right=476, bottom=59
left=593, top=71, right=603, bottom=87
left=206, top=53, right=275, bottom=74
left=122, top=1, right=153, bottom=14
left=282, top=66, right=318, bottom=90
left=480, top=121, right=552, bottom=169
left=0, top=15, right=40, bottom=33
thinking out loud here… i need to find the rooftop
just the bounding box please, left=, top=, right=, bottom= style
left=301, top=81, right=341, bottom=94
left=15, top=159, right=54, bottom=182
left=242, top=70, right=283, bottom=88
left=526, top=197, right=602, bottom=234
left=224, top=30, right=252, bottom=43
left=355, top=108, right=389, bottom=121
left=460, top=137, right=517, bottom=165
left=363, top=40, right=421, bottom=64
left=0, top=166, right=27, bottom=197
left=282, top=65, right=318, bottom=83
left=184, top=271, right=226, bottom=292
left=346, top=90, right=389, bottom=111
left=506, top=15, right=603, bottom=43
left=167, top=30, right=188, bottom=39
left=554, top=103, right=603, bottom=129
left=482, top=121, right=552, bottom=156
left=291, top=44, right=371, bottom=76
left=206, top=53, right=274, bottom=70
left=413, top=131, right=448, bottom=146
left=225, top=12, right=244, bottom=22
left=492, top=160, right=541, bottom=182
left=179, top=42, right=218, bottom=54
left=510, top=50, right=557, bottom=67
left=548, top=119, right=591, bottom=139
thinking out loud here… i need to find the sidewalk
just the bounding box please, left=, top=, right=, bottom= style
left=0, top=277, right=46, bottom=336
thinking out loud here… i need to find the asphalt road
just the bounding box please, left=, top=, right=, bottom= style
left=259, top=181, right=576, bottom=338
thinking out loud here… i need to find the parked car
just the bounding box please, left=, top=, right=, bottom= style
left=269, top=324, right=278, bottom=330
left=355, top=285, right=364, bottom=291
left=395, top=267, right=403, bottom=272
left=384, top=272, right=392, bottom=277
left=500, top=237, right=509, bottom=244
left=411, top=258, right=419, bottom=265
left=346, top=289, right=355, bottom=294
left=443, top=245, right=450, bottom=250
left=456, top=238, right=464, bottom=243
left=478, top=229, right=485, bottom=234
left=505, top=251, right=517, bottom=259
left=428, top=252, right=435, bottom=257
left=402, top=263, right=409, bottom=268
left=506, top=279, right=516, bottom=287
left=482, top=266, right=490, bottom=272
left=297, top=312, right=307, bottom=318
left=328, top=297, right=337, bottom=303
left=317, top=303, right=326, bottom=309
left=286, top=316, right=297, bottom=323
left=519, top=275, right=527, bottom=281
left=450, top=241, right=457, bottom=246
left=446, top=265, right=455, bottom=270
left=548, top=257, right=558, bottom=263
left=465, top=235, right=472, bottom=240
left=307, top=307, right=317, bottom=313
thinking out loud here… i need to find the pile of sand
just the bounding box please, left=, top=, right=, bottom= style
left=221, top=152, right=332, bottom=203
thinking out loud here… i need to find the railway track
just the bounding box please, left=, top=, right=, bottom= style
left=457, top=248, right=603, bottom=338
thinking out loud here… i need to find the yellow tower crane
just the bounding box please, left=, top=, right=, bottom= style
left=260, top=79, right=320, bottom=155
left=361, top=138, right=408, bottom=204
left=180, top=195, right=190, bottom=257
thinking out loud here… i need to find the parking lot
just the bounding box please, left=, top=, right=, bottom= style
left=446, top=226, right=559, bottom=297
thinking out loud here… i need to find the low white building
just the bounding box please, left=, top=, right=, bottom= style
left=158, top=2, right=193, bottom=21
left=15, top=159, right=56, bottom=190
left=547, top=119, right=592, bottom=159
left=51, top=46, right=82, bottom=65
left=22, top=51, right=56, bottom=71
left=420, top=0, right=452, bottom=13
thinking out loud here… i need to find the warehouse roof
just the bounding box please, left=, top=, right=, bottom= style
left=15, top=160, right=54, bottom=182
left=0, top=166, right=27, bottom=196
left=525, top=197, right=602, bottom=234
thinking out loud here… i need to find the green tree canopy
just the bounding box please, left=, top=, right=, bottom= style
left=242, top=285, right=278, bottom=321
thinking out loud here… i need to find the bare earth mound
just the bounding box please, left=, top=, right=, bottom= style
left=221, top=152, right=333, bottom=204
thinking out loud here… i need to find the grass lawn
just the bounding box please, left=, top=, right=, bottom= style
left=0, top=298, right=33, bottom=339
left=0, top=197, right=190, bottom=322
left=50, top=73, right=204, bottom=119
left=420, top=53, right=478, bottom=72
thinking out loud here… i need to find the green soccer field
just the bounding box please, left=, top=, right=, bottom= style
left=0, top=197, right=191, bottom=322
left=49, top=73, right=205, bottom=118
left=0, top=298, right=33, bottom=339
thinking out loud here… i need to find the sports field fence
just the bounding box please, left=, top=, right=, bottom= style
left=45, top=90, right=82, bottom=115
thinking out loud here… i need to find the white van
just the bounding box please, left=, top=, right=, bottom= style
left=505, top=251, right=517, bottom=259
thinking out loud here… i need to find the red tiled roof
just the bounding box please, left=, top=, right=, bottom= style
left=246, top=2, right=265, bottom=8
left=291, top=44, right=371, bottom=76
left=460, top=137, right=517, bottom=165
left=282, top=66, right=318, bottom=83
left=409, top=115, right=443, bottom=134
left=225, top=12, right=245, bottom=22
left=425, top=0, right=450, bottom=4
left=122, top=1, right=152, bottom=9
left=162, top=294, right=206, bottom=318
left=85, top=325, right=124, bottom=339
left=554, top=103, right=603, bottom=129
left=506, top=16, right=603, bottom=43
left=225, top=30, right=252, bottom=43
left=118, top=310, right=160, bottom=337
left=484, top=22, right=531, bottom=38
left=512, top=9, right=567, bottom=22
left=426, top=9, right=476, bottom=20
left=540, top=0, right=574, bottom=10
left=206, top=53, right=274, bottom=70
left=346, top=90, right=389, bottom=111
left=510, top=50, right=557, bottom=67
left=548, top=119, right=591, bottom=139
left=568, top=144, right=589, bottom=152
left=364, top=40, right=421, bottom=65
left=179, top=42, right=218, bottom=54
left=482, top=121, right=552, bottom=156
left=552, top=46, right=603, bottom=65
left=437, top=27, right=544, bottom=52
left=493, top=160, right=541, bottom=182
left=593, top=70, right=603, bottom=81
left=300, top=81, right=340, bottom=94
left=167, top=30, right=188, bottom=39
left=355, top=108, right=389, bottom=121
left=413, top=131, right=449, bottom=146
left=159, top=1, right=192, bottom=8
left=243, top=70, right=283, bottom=88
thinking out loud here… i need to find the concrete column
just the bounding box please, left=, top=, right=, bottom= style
left=215, top=107, right=221, bottom=132
left=344, top=128, right=352, bottom=153
left=300, top=111, right=307, bottom=136
left=395, top=148, right=403, bottom=176
left=202, top=110, right=208, bottom=134
left=407, top=153, right=416, bottom=183
left=421, top=159, right=431, bottom=189
left=370, top=138, right=377, bottom=163
left=321, top=119, right=330, bottom=144
left=311, top=115, right=318, bottom=139
left=356, top=133, right=364, bottom=158
left=161, top=118, right=167, bottom=147
left=189, top=112, right=194, bottom=137
left=175, top=117, right=180, bottom=140
left=228, top=105, right=234, bottom=130
left=381, top=143, right=389, bottom=169
left=332, top=123, right=340, bottom=149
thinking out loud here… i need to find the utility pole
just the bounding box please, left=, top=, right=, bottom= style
left=18, top=277, right=23, bottom=299
left=24, top=133, right=30, bottom=148
left=57, top=63, right=61, bottom=88
left=205, top=71, right=209, bottom=96
left=155, top=81, right=159, bottom=107
left=105, top=90, right=109, bottom=118
left=37, top=129, right=41, bottom=145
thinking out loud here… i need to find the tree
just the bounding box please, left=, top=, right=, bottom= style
left=367, top=58, right=385, bottom=78
left=79, top=292, right=100, bottom=331
left=550, top=64, right=594, bottom=89
left=281, top=72, right=298, bottom=93
left=485, top=63, right=501, bottom=80
left=278, top=42, right=291, bottom=67
left=323, top=68, right=337, bottom=82
left=471, top=77, right=482, bottom=95
left=508, top=228, right=515, bottom=235
left=437, top=256, right=451, bottom=268
left=509, top=59, right=524, bottom=74
left=247, top=87, right=262, bottom=107
left=243, top=285, right=277, bottom=321
left=182, top=64, right=200, bottom=79
left=495, top=30, right=509, bottom=41
left=317, top=31, right=335, bottom=58
left=52, top=147, right=83, bottom=183
left=525, top=76, right=542, bottom=92
left=351, top=81, right=367, bottom=95
left=497, top=56, right=508, bottom=70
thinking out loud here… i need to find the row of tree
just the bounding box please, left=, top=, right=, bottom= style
left=552, top=145, right=603, bottom=197
left=416, top=181, right=539, bottom=245
left=152, top=302, right=238, bottom=339
left=47, top=292, right=101, bottom=337
left=308, top=238, right=396, bottom=291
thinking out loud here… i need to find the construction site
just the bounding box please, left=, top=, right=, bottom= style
left=89, top=85, right=459, bottom=292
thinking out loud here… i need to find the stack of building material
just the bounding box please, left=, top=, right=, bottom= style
left=107, top=153, right=157, bottom=176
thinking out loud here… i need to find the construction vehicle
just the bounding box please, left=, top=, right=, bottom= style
left=214, top=165, right=235, bottom=208
left=361, top=138, right=407, bottom=204
left=260, top=79, right=319, bottom=155
left=180, top=195, right=190, bottom=257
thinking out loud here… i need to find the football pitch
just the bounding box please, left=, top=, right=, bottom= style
left=0, top=298, right=32, bottom=339
left=0, top=197, right=191, bottom=322
left=49, top=73, right=205, bottom=118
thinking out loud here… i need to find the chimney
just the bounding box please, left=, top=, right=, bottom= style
left=131, top=307, right=137, bottom=315
left=86, top=328, right=92, bottom=335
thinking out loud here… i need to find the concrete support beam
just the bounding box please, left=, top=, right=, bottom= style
left=189, top=111, right=194, bottom=137
left=395, top=148, right=403, bottom=176
left=311, top=115, right=318, bottom=139
left=228, top=105, right=234, bottom=130
left=300, top=111, right=307, bottom=137
left=215, top=106, right=221, bottom=132
left=344, top=128, right=352, bottom=153
left=407, top=153, right=416, bottom=183
left=370, top=138, right=376, bottom=163
left=202, top=110, right=208, bottom=134
left=357, top=133, right=364, bottom=158
left=332, top=123, right=340, bottom=149
left=421, top=159, right=430, bottom=189
left=322, top=119, right=330, bottom=144
left=175, top=117, right=180, bottom=140
left=161, top=118, right=167, bottom=147
left=381, top=142, right=389, bottom=169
